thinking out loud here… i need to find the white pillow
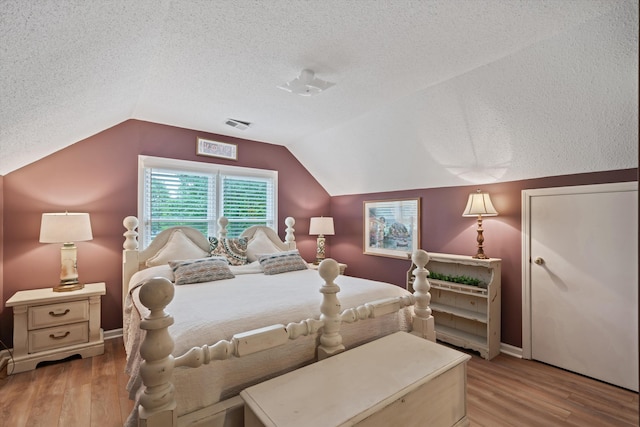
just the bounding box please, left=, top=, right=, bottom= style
left=246, top=229, right=283, bottom=262
left=145, top=229, right=209, bottom=267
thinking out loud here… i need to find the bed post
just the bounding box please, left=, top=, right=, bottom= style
left=137, top=277, right=178, bottom=427
left=123, top=216, right=140, bottom=309
left=410, top=250, right=436, bottom=341
left=317, top=258, right=345, bottom=360
left=284, top=217, right=296, bottom=249
left=218, top=216, right=228, bottom=238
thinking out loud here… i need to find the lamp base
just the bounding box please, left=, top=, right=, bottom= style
left=53, top=283, right=84, bottom=292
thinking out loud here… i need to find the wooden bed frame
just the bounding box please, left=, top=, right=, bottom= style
left=122, top=216, right=436, bottom=427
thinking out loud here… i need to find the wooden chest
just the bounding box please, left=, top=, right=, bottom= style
left=241, top=331, right=471, bottom=427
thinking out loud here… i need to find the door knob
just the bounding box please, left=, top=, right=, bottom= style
left=534, top=257, right=545, bottom=265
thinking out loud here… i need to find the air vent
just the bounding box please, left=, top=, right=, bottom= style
left=225, top=119, right=251, bottom=131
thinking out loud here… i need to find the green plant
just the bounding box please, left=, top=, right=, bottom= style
left=428, top=271, right=485, bottom=288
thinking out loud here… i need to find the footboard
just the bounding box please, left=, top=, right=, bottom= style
left=135, top=251, right=435, bottom=427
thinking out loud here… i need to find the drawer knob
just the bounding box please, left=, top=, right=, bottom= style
left=49, top=331, right=71, bottom=340
left=49, top=309, right=70, bottom=317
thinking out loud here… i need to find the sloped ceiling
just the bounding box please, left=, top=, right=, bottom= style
left=1, top=0, right=637, bottom=195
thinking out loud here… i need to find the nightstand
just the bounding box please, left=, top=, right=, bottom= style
left=5, top=282, right=106, bottom=373
left=308, top=262, right=347, bottom=275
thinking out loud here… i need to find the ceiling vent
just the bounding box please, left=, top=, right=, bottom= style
left=277, top=69, right=334, bottom=96
left=225, top=118, right=251, bottom=130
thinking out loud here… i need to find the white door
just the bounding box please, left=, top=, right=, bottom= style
left=522, top=182, right=638, bottom=391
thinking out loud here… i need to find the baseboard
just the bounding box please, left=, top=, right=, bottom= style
left=500, top=342, right=523, bottom=358
left=104, top=328, right=123, bottom=340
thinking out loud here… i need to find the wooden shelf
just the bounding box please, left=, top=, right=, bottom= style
left=430, top=303, right=488, bottom=323
left=436, top=325, right=487, bottom=348
left=407, top=253, right=501, bottom=360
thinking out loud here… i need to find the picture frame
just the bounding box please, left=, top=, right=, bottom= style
left=363, top=198, right=421, bottom=259
left=196, top=137, right=238, bottom=160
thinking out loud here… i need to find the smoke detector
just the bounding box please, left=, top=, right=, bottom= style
left=225, top=118, right=251, bottom=130
left=277, top=69, right=334, bottom=96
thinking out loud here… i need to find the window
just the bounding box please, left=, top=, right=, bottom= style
left=139, top=156, right=277, bottom=247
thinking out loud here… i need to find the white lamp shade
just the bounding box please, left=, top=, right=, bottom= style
left=40, top=213, right=93, bottom=243
left=309, top=217, right=335, bottom=236
left=462, top=192, right=498, bottom=217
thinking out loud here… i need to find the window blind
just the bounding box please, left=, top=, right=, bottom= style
left=139, top=156, right=277, bottom=247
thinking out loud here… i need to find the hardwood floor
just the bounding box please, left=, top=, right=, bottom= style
left=466, top=351, right=639, bottom=427
left=0, top=338, right=133, bottom=427
left=0, top=337, right=637, bottom=427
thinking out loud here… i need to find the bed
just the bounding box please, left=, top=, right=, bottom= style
left=122, top=216, right=435, bottom=427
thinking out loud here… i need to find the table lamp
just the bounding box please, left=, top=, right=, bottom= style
left=39, top=212, right=93, bottom=292
left=462, top=190, right=498, bottom=259
left=309, top=217, right=334, bottom=264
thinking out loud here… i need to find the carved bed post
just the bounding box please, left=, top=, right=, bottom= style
left=284, top=217, right=296, bottom=248
left=410, top=250, right=436, bottom=341
left=218, top=216, right=229, bottom=239
left=137, top=277, right=178, bottom=427
left=317, top=258, right=345, bottom=360
left=123, top=216, right=140, bottom=309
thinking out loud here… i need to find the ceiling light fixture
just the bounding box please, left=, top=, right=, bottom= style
left=277, top=69, right=334, bottom=96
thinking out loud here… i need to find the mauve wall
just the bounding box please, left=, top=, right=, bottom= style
left=0, top=119, right=636, bottom=350
left=0, top=120, right=330, bottom=345
left=329, top=169, right=638, bottom=348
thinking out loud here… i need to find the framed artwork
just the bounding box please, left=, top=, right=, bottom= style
left=197, top=137, right=238, bottom=160
left=363, top=198, right=421, bottom=258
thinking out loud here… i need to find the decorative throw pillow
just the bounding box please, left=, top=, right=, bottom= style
left=246, top=229, right=283, bottom=262
left=169, top=257, right=235, bottom=285
left=145, top=229, right=210, bottom=267
left=208, top=237, right=248, bottom=266
left=258, top=250, right=308, bottom=275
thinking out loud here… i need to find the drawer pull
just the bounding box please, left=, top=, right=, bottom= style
left=49, top=309, right=70, bottom=317
left=49, top=331, right=71, bottom=340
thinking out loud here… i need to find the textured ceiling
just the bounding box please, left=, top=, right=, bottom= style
left=1, top=0, right=637, bottom=195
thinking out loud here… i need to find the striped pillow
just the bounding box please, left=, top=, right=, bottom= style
left=169, top=257, right=235, bottom=285
left=258, top=250, right=308, bottom=275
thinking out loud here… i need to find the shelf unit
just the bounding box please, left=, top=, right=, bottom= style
left=407, top=253, right=501, bottom=360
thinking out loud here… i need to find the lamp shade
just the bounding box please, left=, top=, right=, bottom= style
left=462, top=192, right=498, bottom=217
left=309, top=217, right=335, bottom=236
left=40, top=213, right=93, bottom=243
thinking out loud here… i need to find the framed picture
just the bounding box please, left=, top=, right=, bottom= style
left=364, top=198, right=421, bottom=259
left=197, top=137, right=238, bottom=160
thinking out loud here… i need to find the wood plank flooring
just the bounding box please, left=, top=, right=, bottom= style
left=0, top=338, right=133, bottom=427
left=0, top=337, right=637, bottom=426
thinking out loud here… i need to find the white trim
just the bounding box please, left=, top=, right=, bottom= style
left=521, top=181, right=638, bottom=360
left=104, top=328, right=123, bottom=340
left=500, top=343, right=522, bottom=359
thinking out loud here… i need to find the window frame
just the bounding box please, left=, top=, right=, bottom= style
left=138, top=155, right=278, bottom=248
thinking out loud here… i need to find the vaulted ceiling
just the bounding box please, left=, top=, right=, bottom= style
left=1, top=1, right=637, bottom=195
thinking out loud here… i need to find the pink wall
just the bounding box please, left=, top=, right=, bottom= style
left=329, top=168, right=638, bottom=348
left=0, top=120, right=330, bottom=345
left=1, top=119, right=636, bottom=350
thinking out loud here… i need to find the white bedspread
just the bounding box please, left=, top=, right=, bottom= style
left=124, top=264, right=412, bottom=424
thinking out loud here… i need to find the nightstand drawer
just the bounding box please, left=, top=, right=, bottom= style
left=28, top=300, right=89, bottom=330
left=29, top=322, right=89, bottom=353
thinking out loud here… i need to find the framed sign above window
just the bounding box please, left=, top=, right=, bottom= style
left=364, top=198, right=420, bottom=259
left=197, top=137, right=238, bottom=160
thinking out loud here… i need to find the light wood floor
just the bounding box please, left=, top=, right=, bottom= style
left=0, top=337, right=637, bottom=427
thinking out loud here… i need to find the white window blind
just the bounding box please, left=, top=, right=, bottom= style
left=139, top=156, right=277, bottom=247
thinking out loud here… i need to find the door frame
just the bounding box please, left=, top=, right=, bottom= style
left=521, top=181, right=638, bottom=359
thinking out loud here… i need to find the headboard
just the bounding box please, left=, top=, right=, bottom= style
left=122, top=216, right=296, bottom=308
